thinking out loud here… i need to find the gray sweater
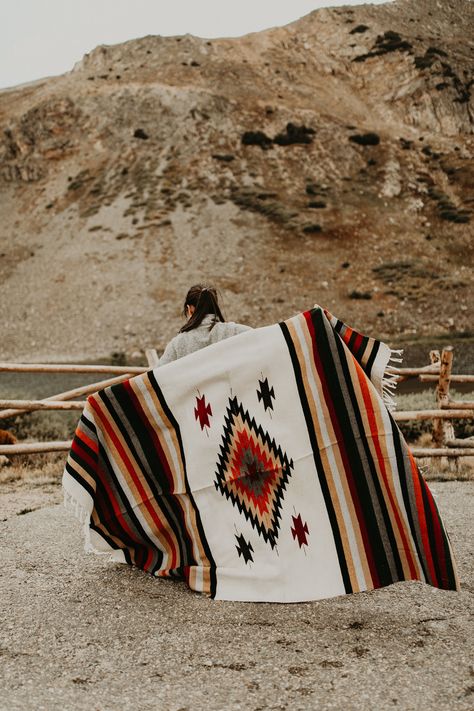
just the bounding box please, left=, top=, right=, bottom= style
left=158, top=314, right=252, bottom=366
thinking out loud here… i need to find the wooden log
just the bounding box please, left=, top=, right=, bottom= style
left=442, top=400, right=474, bottom=410
left=385, top=361, right=440, bottom=383
left=446, top=438, right=474, bottom=448
left=145, top=349, right=160, bottom=368
left=0, top=373, right=134, bottom=419
left=393, top=409, right=474, bottom=421
left=433, top=347, right=454, bottom=447
left=0, top=362, right=146, bottom=374
left=420, top=374, right=474, bottom=383
left=0, top=440, right=72, bottom=454
left=0, top=399, right=86, bottom=410
left=385, top=364, right=440, bottom=376
left=412, top=447, right=474, bottom=457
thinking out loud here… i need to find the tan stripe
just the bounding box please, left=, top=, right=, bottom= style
left=66, top=455, right=96, bottom=493
left=298, top=319, right=373, bottom=590
left=90, top=511, right=134, bottom=558
left=92, top=396, right=177, bottom=564
left=346, top=355, right=416, bottom=577
left=132, top=376, right=185, bottom=490
left=133, top=376, right=213, bottom=575
left=347, top=355, right=423, bottom=579
left=287, top=317, right=371, bottom=591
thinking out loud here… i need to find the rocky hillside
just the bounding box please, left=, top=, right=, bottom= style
left=0, top=0, right=473, bottom=362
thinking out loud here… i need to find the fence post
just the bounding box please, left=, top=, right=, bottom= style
left=434, top=347, right=456, bottom=470
left=145, top=349, right=160, bottom=369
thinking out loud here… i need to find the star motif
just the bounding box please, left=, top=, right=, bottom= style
left=291, top=514, right=309, bottom=548
left=194, top=394, right=212, bottom=430
left=257, top=377, right=275, bottom=411
left=235, top=533, right=254, bottom=564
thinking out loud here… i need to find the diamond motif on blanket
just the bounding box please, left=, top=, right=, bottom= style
left=215, top=396, right=293, bottom=549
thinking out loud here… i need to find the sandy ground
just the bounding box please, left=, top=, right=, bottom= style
left=1, top=478, right=473, bottom=711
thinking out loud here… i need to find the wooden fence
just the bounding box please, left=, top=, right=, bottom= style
left=0, top=346, right=473, bottom=460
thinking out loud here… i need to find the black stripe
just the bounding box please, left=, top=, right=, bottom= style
left=348, top=329, right=358, bottom=351
left=419, top=481, right=443, bottom=587
left=364, top=339, right=380, bottom=379
left=279, top=320, right=353, bottom=594
left=67, top=448, right=100, bottom=487
left=356, top=335, right=369, bottom=361
left=148, top=369, right=218, bottom=598
left=65, top=460, right=95, bottom=500
left=330, top=325, right=404, bottom=583
left=427, top=492, right=457, bottom=589
left=94, top=439, right=164, bottom=572
left=309, top=309, right=393, bottom=586
left=389, top=421, right=431, bottom=582
left=99, top=385, right=191, bottom=569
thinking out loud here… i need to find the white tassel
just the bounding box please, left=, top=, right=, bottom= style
left=63, top=488, right=90, bottom=525
left=382, top=348, right=403, bottom=411
left=389, top=348, right=404, bottom=364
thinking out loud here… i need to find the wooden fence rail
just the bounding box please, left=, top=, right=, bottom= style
left=0, top=347, right=473, bottom=461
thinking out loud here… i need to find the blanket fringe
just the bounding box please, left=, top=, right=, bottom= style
left=382, top=348, right=404, bottom=411
left=63, top=488, right=109, bottom=556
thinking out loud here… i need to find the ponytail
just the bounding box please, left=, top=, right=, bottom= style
left=179, top=284, right=225, bottom=333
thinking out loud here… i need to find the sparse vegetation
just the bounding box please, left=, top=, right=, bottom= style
left=349, top=24, right=369, bottom=34
left=348, top=290, right=372, bottom=300
left=230, top=187, right=297, bottom=227
left=241, top=130, right=273, bottom=149
left=302, top=223, right=322, bottom=234
left=353, top=30, right=413, bottom=62
left=241, top=123, right=316, bottom=149
left=396, top=389, right=474, bottom=442
left=349, top=132, right=380, bottom=146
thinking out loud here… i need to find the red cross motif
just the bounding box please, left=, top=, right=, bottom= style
left=194, top=394, right=212, bottom=430
left=291, top=514, right=309, bottom=548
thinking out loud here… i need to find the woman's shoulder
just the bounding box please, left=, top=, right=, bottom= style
left=218, top=320, right=252, bottom=335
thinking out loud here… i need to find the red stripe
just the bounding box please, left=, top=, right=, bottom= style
left=303, top=311, right=380, bottom=588
left=89, top=395, right=178, bottom=570
left=420, top=470, right=449, bottom=586
left=355, top=362, right=418, bottom=579
left=341, top=325, right=353, bottom=346
left=352, top=332, right=363, bottom=354
left=76, top=428, right=98, bottom=454
left=407, top=451, right=438, bottom=585
left=71, top=438, right=97, bottom=470
left=123, top=380, right=175, bottom=490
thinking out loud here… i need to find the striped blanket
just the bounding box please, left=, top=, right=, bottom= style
left=63, top=306, right=459, bottom=601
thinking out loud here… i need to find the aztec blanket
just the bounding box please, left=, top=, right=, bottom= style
left=63, top=306, right=459, bottom=602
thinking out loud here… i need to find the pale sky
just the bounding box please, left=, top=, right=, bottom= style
left=1, top=0, right=390, bottom=90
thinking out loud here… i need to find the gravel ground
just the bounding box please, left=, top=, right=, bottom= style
left=1, top=482, right=473, bottom=711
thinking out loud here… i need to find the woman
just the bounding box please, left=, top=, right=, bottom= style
left=158, top=284, right=252, bottom=365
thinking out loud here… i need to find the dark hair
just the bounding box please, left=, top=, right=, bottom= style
left=179, top=284, right=225, bottom=333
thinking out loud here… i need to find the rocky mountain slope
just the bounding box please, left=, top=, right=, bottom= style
left=0, top=0, right=473, bottom=362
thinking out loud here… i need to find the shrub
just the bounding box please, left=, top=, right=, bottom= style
left=241, top=131, right=273, bottom=149
left=349, top=133, right=380, bottom=146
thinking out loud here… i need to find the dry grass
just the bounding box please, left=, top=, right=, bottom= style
left=0, top=452, right=64, bottom=486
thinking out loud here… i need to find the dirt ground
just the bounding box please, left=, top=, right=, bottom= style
left=1, top=463, right=473, bottom=711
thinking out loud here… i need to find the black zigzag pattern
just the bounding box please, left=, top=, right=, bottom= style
left=214, top=396, right=293, bottom=549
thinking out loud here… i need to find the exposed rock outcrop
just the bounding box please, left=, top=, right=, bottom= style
left=0, top=0, right=472, bottom=360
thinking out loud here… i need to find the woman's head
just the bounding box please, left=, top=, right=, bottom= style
left=179, top=284, right=225, bottom=333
